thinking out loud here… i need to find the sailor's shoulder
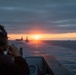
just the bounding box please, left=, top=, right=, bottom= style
left=0, top=55, right=13, bottom=64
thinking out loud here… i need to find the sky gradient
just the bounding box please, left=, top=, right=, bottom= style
left=0, top=0, right=76, bottom=40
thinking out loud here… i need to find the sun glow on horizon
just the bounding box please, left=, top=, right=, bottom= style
left=8, top=32, right=76, bottom=40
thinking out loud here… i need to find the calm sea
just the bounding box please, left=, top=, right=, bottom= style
left=9, top=40, right=76, bottom=75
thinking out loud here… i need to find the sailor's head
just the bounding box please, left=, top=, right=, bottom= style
left=0, top=25, right=8, bottom=51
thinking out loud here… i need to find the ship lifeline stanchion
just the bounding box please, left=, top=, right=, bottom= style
left=19, top=47, right=23, bottom=56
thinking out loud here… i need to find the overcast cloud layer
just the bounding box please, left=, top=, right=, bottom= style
left=0, top=0, right=76, bottom=34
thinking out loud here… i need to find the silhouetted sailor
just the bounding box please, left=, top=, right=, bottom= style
left=0, top=25, right=29, bottom=75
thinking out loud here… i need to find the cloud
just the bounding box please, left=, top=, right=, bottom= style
left=0, top=0, right=76, bottom=34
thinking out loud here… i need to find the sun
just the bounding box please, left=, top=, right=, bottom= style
left=34, top=36, right=39, bottom=40
left=35, top=36, right=39, bottom=40
left=34, top=35, right=40, bottom=40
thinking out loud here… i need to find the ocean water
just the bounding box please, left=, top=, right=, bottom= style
left=9, top=40, right=76, bottom=75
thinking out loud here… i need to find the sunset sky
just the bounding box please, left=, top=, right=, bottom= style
left=0, top=0, right=76, bottom=40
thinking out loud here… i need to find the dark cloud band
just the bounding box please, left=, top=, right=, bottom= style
left=0, top=0, right=76, bottom=34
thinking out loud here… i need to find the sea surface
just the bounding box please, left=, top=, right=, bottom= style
left=9, top=40, right=76, bottom=75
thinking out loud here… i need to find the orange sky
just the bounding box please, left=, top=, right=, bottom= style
left=8, top=32, right=76, bottom=40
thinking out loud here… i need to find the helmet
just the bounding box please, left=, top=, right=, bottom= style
left=0, top=25, right=7, bottom=46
